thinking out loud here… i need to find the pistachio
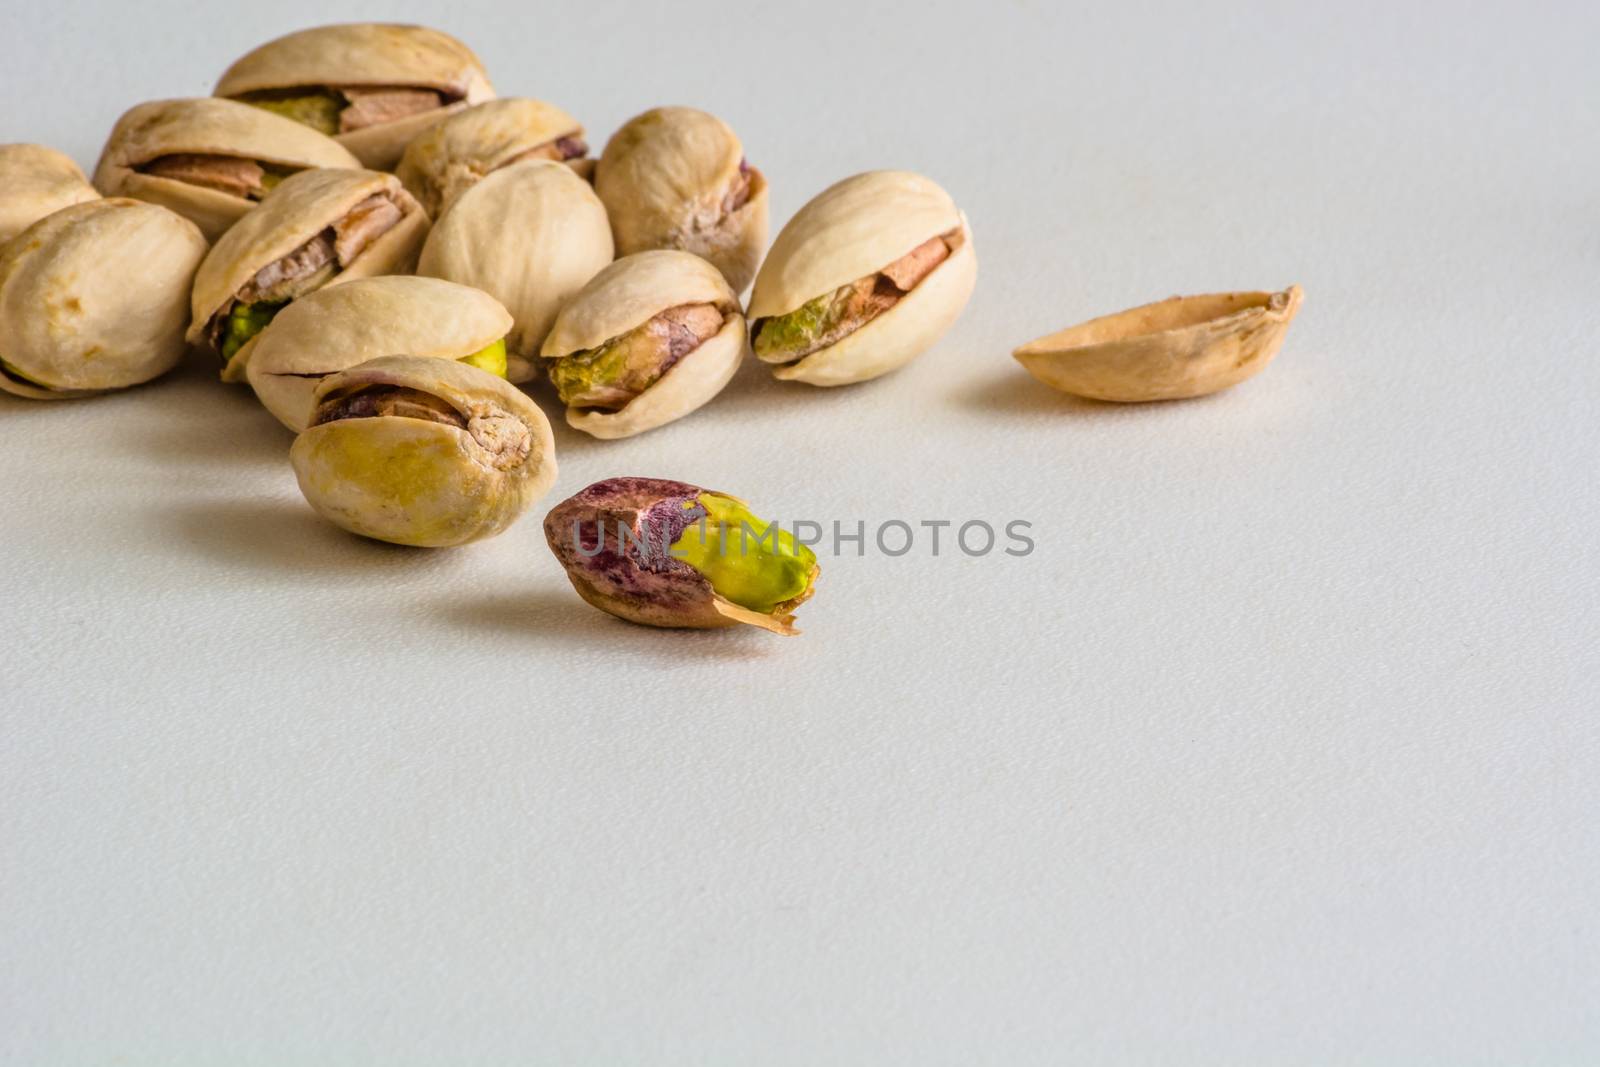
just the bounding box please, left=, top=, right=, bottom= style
left=396, top=98, right=588, bottom=218
left=0, top=144, right=100, bottom=244
left=0, top=199, right=206, bottom=400
left=215, top=23, right=495, bottom=170
left=1012, top=286, right=1305, bottom=402
left=186, top=168, right=430, bottom=377
left=748, top=170, right=976, bottom=386
left=243, top=276, right=513, bottom=430
left=543, top=477, right=818, bottom=635
left=417, top=160, right=612, bottom=382
left=92, top=98, right=362, bottom=242
left=540, top=251, right=746, bottom=439
left=594, top=107, right=768, bottom=293
left=290, top=355, right=556, bottom=547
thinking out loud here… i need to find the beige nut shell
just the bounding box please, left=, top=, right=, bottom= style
left=595, top=107, right=768, bottom=293
left=541, top=250, right=746, bottom=439
left=290, top=355, right=557, bottom=548
left=417, top=160, right=612, bottom=381
left=0, top=144, right=100, bottom=244
left=245, top=275, right=513, bottom=430
left=396, top=98, right=584, bottom=217
left=214, top=23, right=496, bottom=170
left=92, top=98, right=362, bottom=242
left=0, top=199, right=206, bottom=399
left=187, top=167, right=429, bottom=352
left=1013, top=286, right=1305, bottom=402
left=748, top=170, right=976, bottom=387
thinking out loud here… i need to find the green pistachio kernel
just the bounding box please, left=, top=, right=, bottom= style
left=671, top=492, right=817, bottom=614
left=753, top=290, right=836, bottom=360
left=220, top=300, right=287, bottom=362
left=257, top=163, right=298, bottom=197
left=457, top=338, right=508, bottom=378
left=242, top=91, right=344, bottom=136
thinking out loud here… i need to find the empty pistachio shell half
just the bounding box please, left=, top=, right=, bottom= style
left=544, top=477, right=818, bottom=635
left=92, top=97, right=362, bottom=242
left=187, top=168, right=429, bottom=375
left=748, top=170, right=976, bottom=387
left=540, top=251, right=746, bottom=439
left=396, top=98, right=587, bottom=218
left=1013, top=286, right=1305, bottom=402
left=214, top=23, right=495, bottom=170
left=417, top=160, right=612, bottom=382
left=594, top=107, right=768, bottom=293
left=0, top=199, right=206, bottom=400
left=290, top=355, right=556, bottom=547
left=244, top=276, right=513, bottom=430
left=0, top=144, right=100, bottom=244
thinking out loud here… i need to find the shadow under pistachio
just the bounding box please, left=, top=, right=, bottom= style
left=439, top=588, right=789, bottom=662
left=957, top=366, right=1229, bottom=420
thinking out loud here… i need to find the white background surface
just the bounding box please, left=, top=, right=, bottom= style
left=2, top=0, right=1597, bottom=1062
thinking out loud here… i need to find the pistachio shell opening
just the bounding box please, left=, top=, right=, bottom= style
left=0, top=199, right=206, bottom=400
left=0, top=144, right=100, bottom=244
left=289, top=355, right=556, bottom=547
left=396, top=98, right=588, bottom=218
left=543, top=477, right=818, bottom=635
left=215, top=23, right=496, bottom=170
left=92, top=97, right=362, bottom=242
left=243, top=275, right=513, bottom=430
left=1012, top=285, right=1305, bottom=402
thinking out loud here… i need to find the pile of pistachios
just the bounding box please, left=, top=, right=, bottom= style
left=0, top=22, right=1302, bottom=636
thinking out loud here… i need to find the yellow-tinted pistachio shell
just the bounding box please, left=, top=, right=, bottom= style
left=0, top=144, right=100, bottom=244
left=417, top=160, right=611, bottom=381
left=1013, top=286, right=1305, bottom=402
left=0, top=199, right=206, bottom=399
left=289, top=355, right=556, bottom=547
left=595, top=107, right=768, bottom=292
left=245, top=275, right=513, bottom=430
left=214, top=23, right=495, bottom=170
left=187, top=168, right=429, bottom=354
left=92, top=98, right=361, bottom=242
left=396, top=98, right=585, bottom=217
left=748, top=170, right=976, bottom=386
left=542, top=250, right=744, bottom=439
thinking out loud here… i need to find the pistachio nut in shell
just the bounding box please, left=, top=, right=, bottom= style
left=245, top=276, right=514, bottom=430
left=595, top=107, right=768, bottom=293
left=0, top=143, right=100, bottom=244
left=1012, top=286, right=1305, bottom=402
left=544, top=477, right=819, bottom=635
left=0, top=199, right=206, bottom=400
left=92, top=97, right=362, bottom=242
left=214, top=23, right=495, bottom=170
left=541, top=251, right=746, bottom=439
left=397, top=98, right=588, bottom=218
left=417, top=160, right=612, bottom=382
left=187, top=167, right=429, bottom=375
left=748, top=170, right=976, bottom=387
left=290, top=355, right=557, bottom=547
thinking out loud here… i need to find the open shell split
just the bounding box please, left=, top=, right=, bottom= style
left=1013, top=286, right=1304, bottom=402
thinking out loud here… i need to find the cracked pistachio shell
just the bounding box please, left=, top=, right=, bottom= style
left=417, top=160, right=612, bottom=381
left=397, top=98, right=585, bottom=217
left=0, top=199, right=206, bottom=399
left=0, top=144, right=100, bottom=244
left=92, top=98, right=361, bottom=242
left=1013, top=286, right=1305, bottom=402
left=543, top=477, right=817, bottom=635
left=290, top=355, right=556, bottom=547
left=214, top=23, right=495, bottom=170
left=245, top=275, right=513, bottom=431
left=748, top=170, right=976, bottom=386
left=595, top=107, right=768, bottom=293
left=541, top=251, right=746, bottom=439
left=188, top=168, right=429, bottom=362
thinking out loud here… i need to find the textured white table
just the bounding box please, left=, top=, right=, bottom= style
left=3, top=0, right=1596, bottom=1062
